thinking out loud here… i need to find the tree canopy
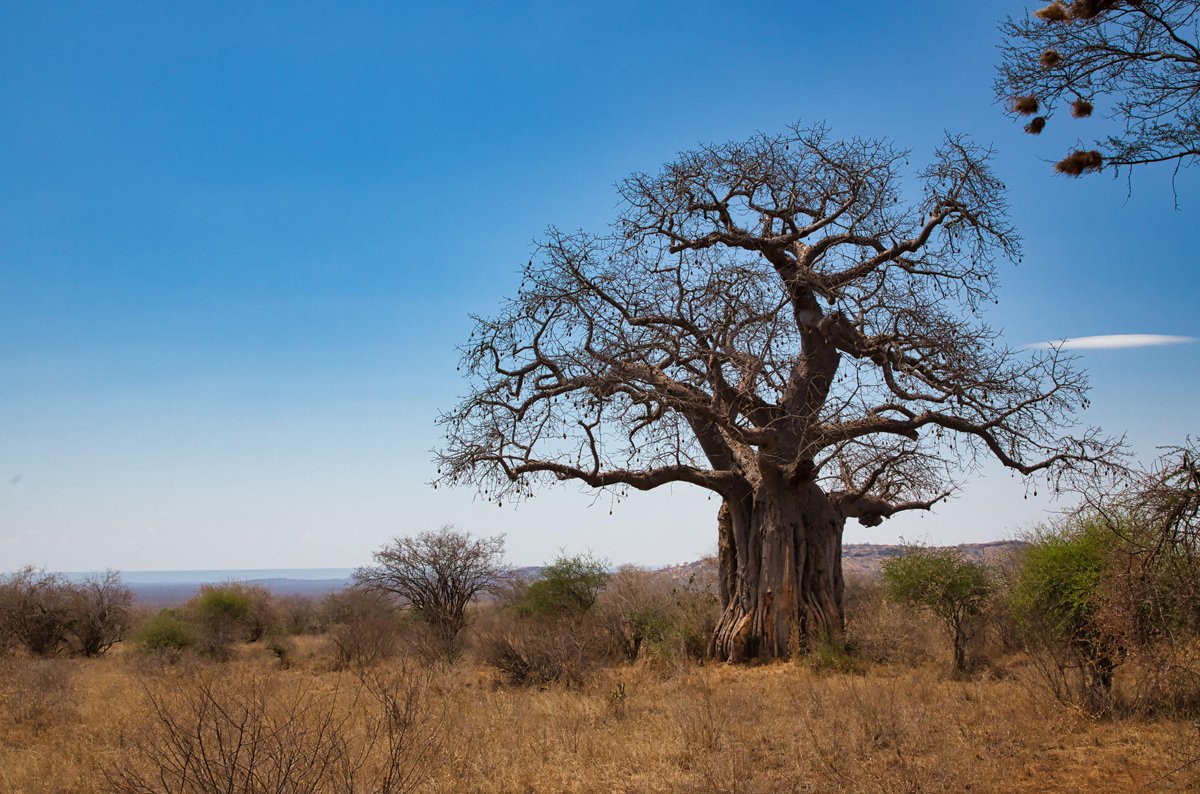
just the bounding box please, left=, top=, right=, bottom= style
left=439, top=123, right=1114, bottom=515
left=437, top=122, right=1121, bottom=659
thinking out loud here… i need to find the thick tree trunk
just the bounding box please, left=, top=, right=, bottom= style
left=711, top=481, right=845, bottom=662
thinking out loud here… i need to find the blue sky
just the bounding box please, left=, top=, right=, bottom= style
left=2, top=2, right=1196, bottom=571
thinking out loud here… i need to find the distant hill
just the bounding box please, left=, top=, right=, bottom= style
left=117, top=543, right=1026, bottom=607
left=841, top=540, right=1025, bottom=578
left=128, top=577, right=353, bottom=608
left=655, top=540, right=1026, bottom=585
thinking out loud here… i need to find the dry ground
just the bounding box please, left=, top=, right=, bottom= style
left=1, top=638, right=1197, bottom=793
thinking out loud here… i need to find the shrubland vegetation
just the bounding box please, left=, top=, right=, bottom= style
left=435, top=116, right=1122, bottom=665
left=4, top=6, right=1198, bottom=783
left=0, top=473, right=1198, bottom=791
left=354, top=526, right=507, bottom=661
left=0, top=567, right=132, bottom=658
left=881, top=545, right=991, bottom=674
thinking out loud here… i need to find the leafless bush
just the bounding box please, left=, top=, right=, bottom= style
left=395, top=616, right=462, bottom=667
left=277, top=594, right=324, bottom=636
left=481, top=612, right=607, bottom=687
left=355, top=526, right=506, bottom=661
left=597, top=566, right=674, bottom=662
left=0, top=567, right=72, bottom=656
left=353, top=664, right=444, bottom=791
left=0, top=657, right=76, bottom=730
left=596, top=565, right=718, bottom=664
left=843, top=575, right=938, bottom=667
left=67, top=569, right=134, bottom=656
left=0, top=568, right=134, bottom=658
left=1115, top=642, right=1200, bottom=717
left=323, top=588, right=402, bottom=670
left=1088, top=554, right=1200, bottom=716
left=669, top=672, right=724, bottom=756
left=1101, top=445, right=1200, bottom=715
left=106, top=664, right=441, bottom=793
left=107, top=671, right=346, bottom=793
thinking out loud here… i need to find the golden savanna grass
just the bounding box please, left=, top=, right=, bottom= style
left=1, top=636, right=1197, bottom=793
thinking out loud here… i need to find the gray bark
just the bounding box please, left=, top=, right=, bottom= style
left=712, top=481, right=844, bottom=661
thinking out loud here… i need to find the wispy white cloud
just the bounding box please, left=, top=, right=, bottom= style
left=1027, top=334, right=1197, bottom=350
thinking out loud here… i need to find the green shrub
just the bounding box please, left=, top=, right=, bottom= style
left=882, top=546, right=991, bottom=673
left=134, top=610, right=196, bottom=655
left=193, top=585, right=253, bottom=624
left=188, top=582, right=277, bottom=659
left=322, top=588, right=402, bottom=670
left=1010, top=517, right=1117, bottom=712
left=480, top=552, right=615, bottom=683
left=1010, top=523, right=1106, bottom=641
left=517, top=553, right=609, bottom=617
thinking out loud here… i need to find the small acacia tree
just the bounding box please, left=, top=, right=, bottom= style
left=355, top=526, right=506, bottom=659
left=997, top=0, right=1200, bottom=176
left=517, top=553, right=609, bottom=617
left=881, top=546, right=991, bottom=672
left=438, top=122, right=1118, bottom=661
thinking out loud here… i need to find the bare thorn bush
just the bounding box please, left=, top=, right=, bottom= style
left=843, top=575, right=939, bottom=667
left=481, top=611, right=609, bottom=687
left=323, top=588, right=403, bottom=671
left=107, top=663, right=441, bottom=793
left=0, top=657, right=76, bottom=732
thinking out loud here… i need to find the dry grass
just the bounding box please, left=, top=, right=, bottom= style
left=1, top=635, right=1196, bottom=793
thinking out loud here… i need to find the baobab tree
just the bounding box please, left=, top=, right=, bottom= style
left=997, top=0, right=1200, bottom=176
left=437, top=123, right=1118, bottom=661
